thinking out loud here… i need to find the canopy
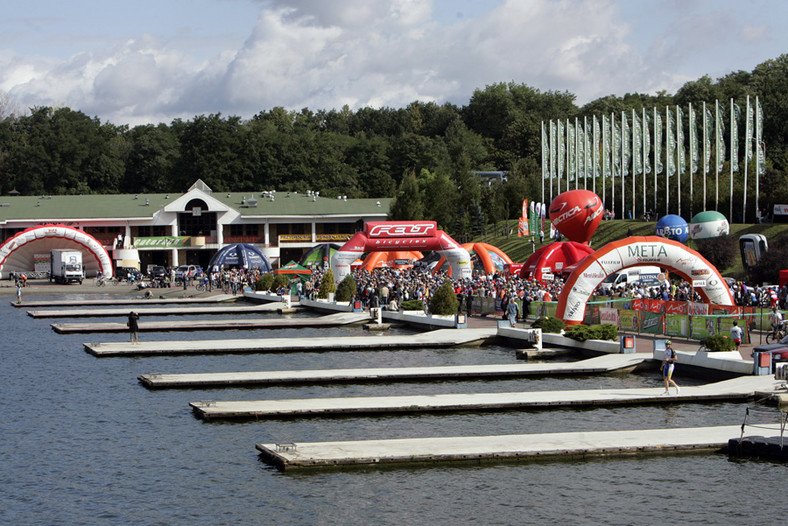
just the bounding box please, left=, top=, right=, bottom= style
left=208, top=243, right=272, bottom=271
left=299, top=243, right=342, bottom=267
left=274, top=260, right=312, bottom=281
left=359, top=250, right=424, bottom=272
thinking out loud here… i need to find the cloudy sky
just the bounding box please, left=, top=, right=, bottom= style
left=1, top=0, right=785, bottom=126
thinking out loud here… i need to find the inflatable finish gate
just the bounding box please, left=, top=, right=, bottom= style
left=331, top=221, right=472, bottom=284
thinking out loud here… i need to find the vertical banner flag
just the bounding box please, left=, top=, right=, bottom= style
left=568, top=121, right=576, bottom=182
left=716, top=101, right=726, bottom=174
left=704, top=104, right=713, bottom=174
left=689, top=103, right=699, bottom=174
left=518, top=198, right=529, bottom=237
left=603, top=115, right=611, bottom=178
left=633, top=112, right=642, bottom=175
left=530, top=201, right=538, bottom=234
left=584, top=117, right=591, bottom=190
left=756, top=97, right=765, bottom=175
left=541, top=121, right=549, bottom=179
left=613, top=117, right=622, bottom=177
left=677, top=106, right=686, bottom=174
left=731, top=102, right=740, bottom=173
left=643, top=113, right=652, bottom=174
left=655, top=110, right=663, bottom=175
left=557, top=119, right=565, bottom=191
left=666, top=107, right=676, bottom=177
left=549, top=120, right=557, bottom=199
left=622, top=112, right=630, bottom=176
left=593, top=115, right=600, bottom=193
left=577, top=120, right=586, bottom=180
left=745, top=97, right=754, bottom=163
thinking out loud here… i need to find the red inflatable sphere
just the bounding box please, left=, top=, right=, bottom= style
left=548, top=190, right=603, bottom=243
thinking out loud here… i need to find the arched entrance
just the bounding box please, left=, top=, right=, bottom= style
left=556, top=236, right=733, bottom=325
left=0, top=224, right=114, bottom=278
left=331, top=221, right=471, bottom=284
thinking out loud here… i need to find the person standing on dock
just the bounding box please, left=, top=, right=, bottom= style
left=506, top=299, right=519, bottom=327
left=661, top=340, right=680, bottom=395
left=127, top=311, right=140, bottom=344
left=16, top=280, right=22, bottom=304
left=730, top=321, right=743, bottom=352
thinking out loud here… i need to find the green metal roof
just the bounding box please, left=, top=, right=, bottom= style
left=0, top=191, right=392, bottom=223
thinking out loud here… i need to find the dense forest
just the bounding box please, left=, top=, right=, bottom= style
left=1, top=54, right=787, bottom=237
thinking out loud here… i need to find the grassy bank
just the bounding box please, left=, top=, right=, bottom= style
left=475, top=219, right=788, bottom=279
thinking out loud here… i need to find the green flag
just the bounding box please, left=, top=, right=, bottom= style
left=655, top=111, right=663, bottom=175
left=633, top=113, right=642, bottom=175
left=756, top=98, right=765, bottom=175
left=666, top=107, right=675, bottom=177
left=622, top=113, right=630, bottom=176
left=603, top=115, right=611, bottom=178
left=568, top=121, right=575, bottom=181
left=716, top=102, right=725, bottom=174
left=613, top=119, right=621, bottom=177
left=643, top=114, right=651, bottom=174
left=731, top=103, right=740, bottom=173
left=676, top=106, right=686, bottom=174
left=704, top=107, right=713, bottom=174
left=689, top=104, right=699, bottom=174
left=557, top=120, right=564, bottom=181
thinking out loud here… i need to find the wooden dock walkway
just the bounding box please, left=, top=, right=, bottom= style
left=139, top=354, right=647, bottom=388
left=55, top=312, right=369, bottom=334
left=84, top=328, right=497, bottom=356
left=191, top=376, right=784, bottom=420
left=255, top=424, right=783, bottom=470
left=28, top=302, right=287, bottom=318
left=14, top=294, right=238, bottom=308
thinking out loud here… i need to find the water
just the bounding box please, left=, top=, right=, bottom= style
left=1, top=295, right=785, bottom=525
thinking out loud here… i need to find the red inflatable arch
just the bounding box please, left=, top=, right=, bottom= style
left=556, top=236, right=734, bottom=325
left=331, top=221, right=471, bottom=284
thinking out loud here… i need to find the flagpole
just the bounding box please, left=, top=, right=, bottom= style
left=642, top=107, right=647, bottom=217
left=703, top=101, right=707, bottom=211
left=632, top=108, right=636, bottom=220
left=653, top=107, right=657, bottom=212
left=612, top=112, right=616, bottom=217
left=541, top=121, right=546, bottom=206
left=715, top=100, right=720, bottom=211
left=602, top=115, right=607, bottom=209
left=665, top=106, right=669, bottom=216
left=621, top=111, right=625, bottom=220
left=729, top=99, right=734, bottom=221
left=743, top=96, right=749, bottom=223
left=592, top=116, right=598, bottom=196
left=756, top=96, right=761, bottom=220
left=676, top=105, right=681, bottom=218
left=689, top=103, right=694, bottom=218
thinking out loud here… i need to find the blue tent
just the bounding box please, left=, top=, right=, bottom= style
left=208, top=243, right=272, bottom=272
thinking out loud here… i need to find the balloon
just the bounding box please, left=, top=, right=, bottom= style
left=655, top=215, right=689, bottom=243
left=690, top=211, right=730, bottom=240
left=548, top=190, right=603, bottom=243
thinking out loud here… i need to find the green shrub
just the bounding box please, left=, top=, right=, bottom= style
left=272, top=274, right=290, bottom=291
left=428, top=282, right=459, bottom=315
left=702, top=334, right=736, bottom=352
left=256, top=273, right=274, bottom=291
left=335, top=275, right=357, bottom=302
left=317, top=269, right=336, bottom=299
left=563, top=323, right=619, bottom=342
left=531, top=316, right=565, bottom=334
left=401, top=299, right=424, bottom=311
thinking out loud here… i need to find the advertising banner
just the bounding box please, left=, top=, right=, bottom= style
left=719, top=317, right=750, bottom=344
left=665, top=301, right=688, bottom=315
left=691, top=316, right=717, bottom=339
left=619, top=310, right=640, bottom=332
left=639, top=312, right=664, bottom=334
left=134, top=237, right=190, bottom=248
left=600, top=307, right=619, bottom=326
left=665, top=314, right=690, bottom=338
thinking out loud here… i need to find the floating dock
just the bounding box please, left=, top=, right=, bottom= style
left=14, top=294, right=238, bottom=308
left=28, top=302, right=287, bottom=318
left=54, top=312, right=369, bottom=334
left=140, top=354, right=646, bottom=388
left=255, top=424, right=784, bottom=470
left=191, top=376, right=784, bottom=420
left=84, top=328, right=496, bottom=356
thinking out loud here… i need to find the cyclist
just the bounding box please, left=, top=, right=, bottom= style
left=770, top=306, right=785, bottom=338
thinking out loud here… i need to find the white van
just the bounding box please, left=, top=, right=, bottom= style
left=599, top=266, right=668, bottom=292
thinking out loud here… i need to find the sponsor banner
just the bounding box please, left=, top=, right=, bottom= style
left=619, top=310, right=640, bottom=332
left=711, top=305, right=743, bottom=316
left=600, top=307, right=619, bottom=325
left=366, top=221, right=437, bottom=238
left=690, top=302, right=709, bottom=316
left=691, top=316, right=717, bottom=340
left=665, top=314, right=690, bottom=338
left=640, top=312, right=664, bottom=334
left=665, top=301, right=688, bottom=315
left=774, top=204, right=788, bottom=216
left=631, top=299, right=665, bottom=313
left=134, top=236, right=190, bottom=248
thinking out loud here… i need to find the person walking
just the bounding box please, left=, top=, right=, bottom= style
left=661, top=340, right=680, bottom=395
left=506, top=299, right=519, bottom=327
left=730, top=321, right=743, bottom=353
left=16, top=280, right=22, bottom=304
left=128, top=311, right=140, bottom=344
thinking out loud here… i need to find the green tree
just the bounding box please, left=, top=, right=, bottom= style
left=335, top=275, right=357, bottom=302
left=389, top=171, right=424, bottom=220
left=428, top=281, right=459, bottom=315
left=317, top=269, right=336, bottom=299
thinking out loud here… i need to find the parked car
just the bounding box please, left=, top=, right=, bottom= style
left=174, top=265, right=202, bottom=282
left=115, top=267, right=142, bottom=282
left=148, top=265, right=167, bottom=278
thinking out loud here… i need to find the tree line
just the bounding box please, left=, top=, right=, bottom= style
left=1, top=54, right=786, bottom=238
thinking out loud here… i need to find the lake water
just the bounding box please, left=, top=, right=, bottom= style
left=1, top=295, right=785, bottom=525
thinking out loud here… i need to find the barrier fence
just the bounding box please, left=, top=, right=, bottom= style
left=468, top=295, right=782, bottom=344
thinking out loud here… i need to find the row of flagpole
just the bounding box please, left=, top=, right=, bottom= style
left=540, top=96, right=765, bottom=222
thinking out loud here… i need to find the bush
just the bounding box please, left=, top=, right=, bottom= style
left=317, top=269, right=336, bottom=299
left=531, top=316, right=565, bottom=334
left=564, top=323, right=619, bottom=342
left=335, top=275, right=357, bottom=302
left=401, top=299, right=424, bottom=311
left=428, top=282, right=459, bottom=315
left=272, top=274, right=290, bottom=291
left=256, top=273, right=274, bottom=291
left=702, top=334, right=736, bottom=352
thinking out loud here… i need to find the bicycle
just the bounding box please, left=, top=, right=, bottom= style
left=94, top=276, right=106, bottom=287
left=766, top=327, right=787, bottom=344
left=195, top=281, right=207, bottom=292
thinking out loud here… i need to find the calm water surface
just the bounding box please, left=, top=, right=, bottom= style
left=1, top=295, right=785, bottom=525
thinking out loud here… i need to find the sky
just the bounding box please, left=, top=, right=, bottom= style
left=1, top=0, right=785, bottom=126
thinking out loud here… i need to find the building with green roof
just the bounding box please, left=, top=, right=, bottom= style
left=0, top=180, right=391, bottom=270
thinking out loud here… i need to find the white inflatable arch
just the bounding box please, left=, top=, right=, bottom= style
left=556, top=236, right=734, bottom=325
left=331, top=221, right=472, bottom=284
left=0, top=224, right=114, bottom=279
